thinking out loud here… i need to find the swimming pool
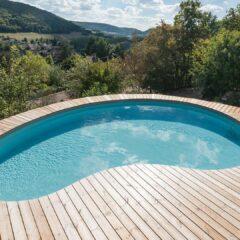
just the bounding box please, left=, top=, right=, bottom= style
left=0, top=100, right=240, bottom=201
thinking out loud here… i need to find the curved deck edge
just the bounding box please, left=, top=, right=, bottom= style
left=0, top=94, right=240, bottom=240
left=0, top=94, right=240, bottom=136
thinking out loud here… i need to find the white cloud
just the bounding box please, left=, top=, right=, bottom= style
left=122, top=0, right=179, bottom=14
left=156, top=130, right=173, bottom=142
left=201, top=4, right=224, bottom=13
left=11, top=0, right=179, bottom=30
left=195, top=139, right=220, bottom=165
left=103, top=142, right=147, bottom=165
left=223, top=0, right=230, bottom=5
left=11, top=0, right=233, bottom=30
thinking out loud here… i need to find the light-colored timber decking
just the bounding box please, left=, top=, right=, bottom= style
left=0, top=94, right=239, bottom=240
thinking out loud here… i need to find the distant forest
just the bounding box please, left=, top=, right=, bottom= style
left=0, top=0, right=88, bottom=34
left=0, top=0, right=240, bottom=119
left=74, top=22, right=149, bottom=38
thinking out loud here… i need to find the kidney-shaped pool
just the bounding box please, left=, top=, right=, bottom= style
left=0, top=100, right=240, bottom=201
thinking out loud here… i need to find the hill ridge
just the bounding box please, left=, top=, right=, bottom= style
left=74, top=21, right=149, bottom=37
left=0, top=0, right=90, bottom=34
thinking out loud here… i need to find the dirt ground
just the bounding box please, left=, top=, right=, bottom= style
left=166, top=88, right=203, bottom=99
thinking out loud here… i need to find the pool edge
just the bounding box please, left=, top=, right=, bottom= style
left=0, top=94, right=240, bottom=240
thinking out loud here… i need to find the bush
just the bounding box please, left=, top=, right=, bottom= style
left=65, top=56, right=124, bottom=98
left=222, top=4, right=240, bottom=31
left=191, top=30, right=240, bottom=99
left=124, top=23, right=189, bottom=92
left=0, top=46, right=52, bottom=118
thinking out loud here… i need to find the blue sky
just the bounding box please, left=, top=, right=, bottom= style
left=13, top=0, right=239, bottom=30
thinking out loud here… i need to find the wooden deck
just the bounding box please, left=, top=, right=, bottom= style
left=0, top=94, right=240, bottom=240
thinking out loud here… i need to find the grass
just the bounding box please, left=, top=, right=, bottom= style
left=0, top=32, right=89, bottom=40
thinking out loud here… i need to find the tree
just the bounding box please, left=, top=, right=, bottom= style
left=65, top=55, right=123, bottom=97
left=222, top=4, right=240, bottom=31
left=0, top=47, right=52, bottom=118
left=85, top=37, right=111, bottom=60
left=174, top=0, right=217, bottom=48
left=111, top=43, right=125, bottom=58
left=124, top=22, right=188, bottom=92
left=191, top=30, right=240, bottom=101
left=49, top=66, right=65, bottom=87
left=0, top=0, right=84, bottom=34
left=17, top=51, right=51, bottom=96
left=59, top=41, right=74, bottom=63
left=174, top=0, right=218, bottom=86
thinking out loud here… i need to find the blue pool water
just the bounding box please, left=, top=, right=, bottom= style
left=0, top=101, right=240, bottom=201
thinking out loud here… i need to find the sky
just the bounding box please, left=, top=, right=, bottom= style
left=12, top=0, right=239, bottom=30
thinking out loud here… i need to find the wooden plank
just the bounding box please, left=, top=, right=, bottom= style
left=161, top=166, right=239, bottom=219
left=132, top=165, right=227, bottom=240
left=115, top=167, right=203, bottom=240
left=73, top=181, right=122, bottom=240
left=98, top=171, right=173, bottom=239
left=48, top=193, right=81, bottom=240
left=57, top=189, right=94, bottom=240
left=163, top=166, right=240, bottom=233
left=94, top=173, right=163, bottom=240
left=39, top=196, right=68, bottom=240
left=116, top=167, right=211, bottom=239
left=220, top=104, right=230, bottom=113
left=14, top=113, right=33, bottom=122
left=223, top=169, right=240, bottom=182
left=144, top=165, right=240, bottom=239
left=18, top=201, right=40, bottom=240
left=87, top=175, right=148, bottom=240
left=65, top=185, right=108, bottom=240
left=235, top=168, right=240, bottom=173
left=7, top=202, right=28, bottom=240
left=168, top=167, right=240, bottom=216
left=29, top=199, right=54, bottom=240
left=206, top=170, right=240, bottom=192
left=2, top=118, right=25, bottom=126
left=220, top=169, right=240, bottom=184
left=0, top=120, right=19, bottom=128
left=0, top=202, right=14, bottom=240
left=0, top=123, right=13, bottom=131
left=228, top=168, right=240, bottom=182
left=110, top=167, right=196, bottom=240
left=80, top=178, right=134, bottom=240
left=190, top=169, right=240, bottom=206
left=226, top=106, right=236, bottom=113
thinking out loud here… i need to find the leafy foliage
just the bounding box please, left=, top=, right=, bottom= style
left=65, top=55, right=123, bottom=97
left=85, top=37, right=125, bottom=60
left=222, top=4, right=240, bottom=31
left=1, top=0, right=240, bottom=120
left=174, top=0, right=218, bottom=49
left=173, top=0, right=218, bottom=86
left=124, top=23, right=184, bottom=92
left=0, top=46, right=51, bottom=117
left=0, top=49, right=125, bottom=118
left=124, top=0, right=218, bottom=93
left=191, top=30, right=240, bottom=100
left=85, top=37, right=111, bottom=60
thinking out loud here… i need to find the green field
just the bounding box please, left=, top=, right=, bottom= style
left=0, top=32, right=89, bottom=40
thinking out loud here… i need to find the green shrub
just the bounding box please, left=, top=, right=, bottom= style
left=191, top=30, right=240, bottom=99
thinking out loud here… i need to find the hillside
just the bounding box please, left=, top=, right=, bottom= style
left=0, top=0, right=90, bottom=34
left=74, top=22, right=149, bottom=37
